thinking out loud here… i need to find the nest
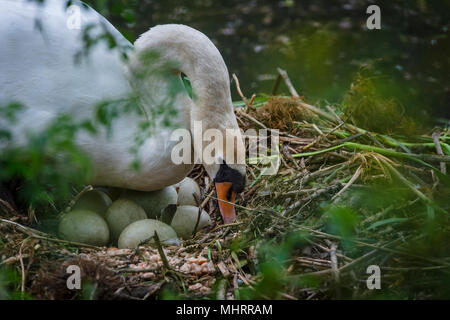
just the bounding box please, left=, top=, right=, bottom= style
left=1, top=76, right=450, bottom=299
left=248, top=97, right=317, bottom=133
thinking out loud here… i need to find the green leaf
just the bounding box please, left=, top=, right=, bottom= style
left=366, top=217, right=409, bottom=230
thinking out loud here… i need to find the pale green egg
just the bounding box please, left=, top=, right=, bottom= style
left=58, top=210, right=110, bottom=246
left=120, top=186, right=178, bottom=218
left=170, top=205, right=212, bottom=239
left=176, top=177, right=201, bottom=206
left=118, top=219, right=178, bottom=249
left=105, top=199, right=147, bottom=244
left=71, top=190, right=112, bottom=217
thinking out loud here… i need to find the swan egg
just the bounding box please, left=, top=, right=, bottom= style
left=71, top=190, right=112, bottom=217
left=176, top=177, right=201, bottom=206
left=120, top=186, right=178, bottom=218
left=105, top=199, right=147, bottom=244
left=58, top=210, right=110, bottom=246
left=170, top=205, right=212, bottom=239
left=118, top=219, right=178, bottom=249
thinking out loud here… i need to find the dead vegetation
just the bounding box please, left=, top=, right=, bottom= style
left=1, top=69, right=450, bottom=300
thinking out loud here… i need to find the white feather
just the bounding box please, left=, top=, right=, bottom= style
left=0, top=0, right=245, bottom=191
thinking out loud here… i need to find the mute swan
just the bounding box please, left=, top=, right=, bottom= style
left=0, top=0, right=245, bottom=224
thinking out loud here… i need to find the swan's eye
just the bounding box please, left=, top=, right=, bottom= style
left=181, top=73, right=193, bottom=99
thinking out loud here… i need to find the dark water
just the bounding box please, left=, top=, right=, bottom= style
left=85, top=0, right=450, bottom=120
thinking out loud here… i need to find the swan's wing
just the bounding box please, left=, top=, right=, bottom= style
left=0, top=1, right=193, bottom=190
left=0, top=0, right=132, bottom=141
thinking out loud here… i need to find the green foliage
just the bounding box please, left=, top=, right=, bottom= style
left=342, top=67, right=423, bottom=135
left=0, top=104, right=93, bottom=207
left=237, top=232, right=310, bottom=299
left=324, top=206, right=360, bottom=240
left=365, top=217, right=409, bottom=231
left=0, top=102, right=25, bottom=142
left=75, top=21, right=133, bottom=64
left=158, top=285, right=184, bottom=300
left=80, top=281, right=97, bottom=300
left=0, top=267, right=31, bottom=300
left=238, top=138, right=450, bottom=299
left=0, top=102, right=25, bottom=123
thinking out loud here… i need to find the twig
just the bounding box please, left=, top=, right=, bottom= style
left=216, top=278, right=227, bottom=300
left=365, top=132, right=386, bottom=148
left=297, top=101, right=338, bottom=123
left=296, top=257, right=331, bottom=268
left=277, top=67, right=300, bottom=98
left=31, top=234, right=102, bottom=249
left=290, top=161, right=351, bottom=182
left=432, top=130, right=447, bottom=174
left=329, top=242, right=341, bottom=297
left=292, top=141, right=450, bottom=164
left=296, top=225, right=450, bottom=267
left=325, top=105, right=343, bottom=124
left=0, top=218, right=105, bottom=249
left=249, top=94, right=256, bottom=105
left=338, top=249, right=379, bottom=273
left=153, top=231, right=171, bottom=270
left=237, top=109, right=267, bottom=129
left=217, top=261, right=231, bottom=278
left=201, top=188, right=214, bottom=209
left=381, top=159, right=446, bottom=213
left=210, top=222, right=243, bottom=232
left=19, top=237, right=30, bottom=296
left=63, top=185, right=93, bottom=214
left=330, top=243, right=339, bottom=279
left=287, top=184, right=342, bottom=211
left=0, top=218, right=39, bottom=236
left=0, top=199, right=17, bottom=215
left=0, top=254, right=30, bottom=266
left=301, top=121, right=346, bottom=151
left=332, top=165, right=363, bottom=202
left=192, top=193, right=203, bottom=237
left=291, top=249, right=378, bottom=279
left=207, top=195, right=257, bottom=212
left=232, top=73, right=254, bottom=110
left=305, top=239, right=353, bottom=262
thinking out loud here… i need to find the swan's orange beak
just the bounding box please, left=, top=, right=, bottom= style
left=215, top=182, right=236, bottom=224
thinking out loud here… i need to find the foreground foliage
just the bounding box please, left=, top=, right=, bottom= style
left=2, top=72, right=450, bottom=299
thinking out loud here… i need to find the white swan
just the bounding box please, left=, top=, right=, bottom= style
left=0, top=0, right=246, bottom=223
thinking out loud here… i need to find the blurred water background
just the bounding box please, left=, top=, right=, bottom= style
left=84, top=0, right=450, bottom=121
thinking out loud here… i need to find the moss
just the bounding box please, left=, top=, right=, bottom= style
left=343, top=72, right=422, bottom=135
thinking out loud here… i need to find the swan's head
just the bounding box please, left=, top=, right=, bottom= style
left=204, top=160, right=246, bottom=224
left=198, top=111, right=246, bottom=224
left=132, top=24, right=246, bottom=223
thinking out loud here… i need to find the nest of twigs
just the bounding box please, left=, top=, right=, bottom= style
left=1, top=70, right=450, bottom=300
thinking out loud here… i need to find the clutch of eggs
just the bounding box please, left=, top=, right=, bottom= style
left=58, top=179, right=211, bottom=247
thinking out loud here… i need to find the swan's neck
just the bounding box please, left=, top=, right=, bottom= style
left=130, top=24, right=234, bottom=129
